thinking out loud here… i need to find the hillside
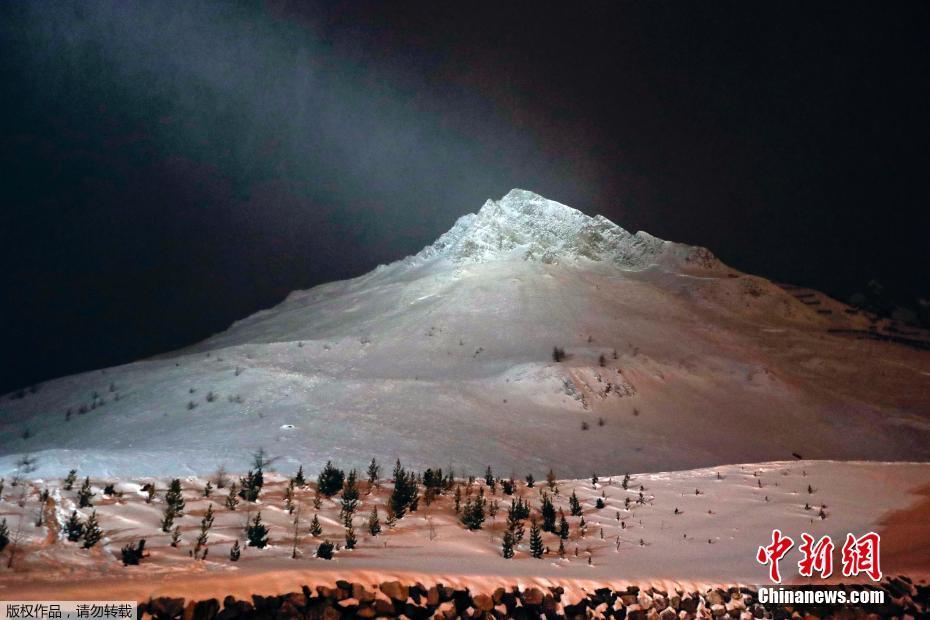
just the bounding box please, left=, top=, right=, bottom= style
left=2, top=190, right=928, bottom=478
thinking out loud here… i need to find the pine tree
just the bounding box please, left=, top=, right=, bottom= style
left=203, top=481, right=213, bottom=498
left=367, top=458, right=380, bottom=489
left=317, top=461, right=345, bottom=497
left=247, top=511, right=269, bottom=548
left=546, top=468, right=557, bottom=490
left=82, top=511, right=102, bottom=549
left=541, top=493, right=557, bottom=532
left=294, top=465, right=306, bottom=486
left=367, top=507, right=381, bottom=536
left=578, top=515, right=587, bottom=538
left=453, top=486, right=462, bottom=513
left=598, top=353, right=606, bottom=367
left=484, top=466, right=494, bottom=487
left=460, top=496, right=486, bottom=530
left=165, top=479, right=186, bottom=516
left=596, top=497, right=605, bottom=509
left=525, top=473, right=535, bottom=488
left=64, top=469, right=77, bottom=491
left=225, top=484, right=240, bottom=510
left=529, top=519, right=544, bottom=558
left=569, top=491, right=583, bottom=516
left=78, top=477, right=95, bottom=508
left=558, top=510, right=569, bottom=540
left=193, top=504, right=214, bottom=559
left=229, top=540, right=241, bottom=561
left=340, top=470, right=360, bottom=524
left=389, top=461, right=419, bottom=520
left=170, top=525, right=182, bottom=547
left=502, top=528, right=515, bottom=559
left=121, top=539, right=146, bottom=565
left=238, top=469, right=263, bottom=502
left=344, top=525, right=357, bottom=550
left=309, top=514, right=323, bottom=537
left=64, top=510, right=84, bottom=542
left=0, top=518, right=9, bottom=552
left=161, top=505, right=176, bottom=533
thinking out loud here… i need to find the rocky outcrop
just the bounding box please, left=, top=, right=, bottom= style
left=137, top=575, right=928, bottom=619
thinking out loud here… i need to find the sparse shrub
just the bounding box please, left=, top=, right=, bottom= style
left=596, top=497, right=605, bottom=509
left=229, top=540, right=241, bottom=561
left=103, top=484, right=116, bottom=496
left=206, top=391, right=217, bottom=402
left=187, top=400, right=197, bottom=410
left=581, top=421, right=589, bottom=430
left=121, top=539, right=146, bottom=565
left=552, top=346, right=566, bottom=362
left=203, top=481, right=213, bottom=498
left=598, top=353, right=606, bottom=367
left=525, top=473, right=535, bottom=488
left=170, top=525, right=182, bottom=547
left=315, top=540, right=334, bottom=559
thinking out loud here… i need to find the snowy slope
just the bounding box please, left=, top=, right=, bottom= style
left=2, top=190, right=929, bottom=478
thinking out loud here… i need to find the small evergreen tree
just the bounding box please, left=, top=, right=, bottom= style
left=64, top=510, right=84, bottom=542
left=344, top=525, right=357, bottom=550
left=317, top=461, right=345, bottom=497
left=63, top=469, right=77, bottom=491
left=389, top=461, right=419, bottom=520
left=225, top=484, right=240, bottom=510
left=453, top=486, right=462, bottom=513
left=170, top=525, right=182, bottom=547
left=546, top=468, right=557, bottom=490
left=203, top=481, right=213, bottom=498
left=569, top=491, right=583, bottom=516
left=484, top=466, right=494, bottom=486
left=558, top=538, right=566, bottom=558
left=193, top=504, right=214, bottom=559
left=238, top=469, right=263, bottom=502
left=229, top=540, right=241, bottom=561
left=294, top=465, right=306, bottom=486
left=161, top=505, right=176, bottom=533
left=340, top=470, right=360, bottom=524
left=78, top=477, right=95, bottom=508
left=165, top=479, right=186, bottom=516
left=598, top=353, right=606, bottom=367
left=367, top=507, right=381, bottom=536
left=558, top=510, right=569, bottom=540
left=541, top=493, right=557, bottom=532
left=502, top=528, right=515, bottom=559
left=82, top=511, right=102, bottom=549
left=596, top=497, right=605, bottom=509
left=247, top=511, right=269, bottom=548
left=309, top=514, right=323, bottom=537
left=529, top=519, right=544, bottom=558
left=316, top=540, right=334, bottom=559
left=460, top=496, right=486, bottom=531
left=525, top=473, right=535, bottom=488
left=366, top=458, right=380, bottom=489
left=552, top=346, right=566, bottom=362
left=0, top=518, right=9, bottom=552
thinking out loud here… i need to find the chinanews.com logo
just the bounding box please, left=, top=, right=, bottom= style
left=755, top=529, right=885, bottom=606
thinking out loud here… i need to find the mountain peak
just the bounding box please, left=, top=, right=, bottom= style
left=412, top=190, right=720, bottom=270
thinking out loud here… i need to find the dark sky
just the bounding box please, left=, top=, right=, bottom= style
left=1, top=0, right=928, bottom=393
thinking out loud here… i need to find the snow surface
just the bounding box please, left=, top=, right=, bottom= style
left=1, top=190, right=929, bottom=478
left=1, top=461, right=928, bottom=600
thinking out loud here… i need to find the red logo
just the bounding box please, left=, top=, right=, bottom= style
left=758, top=531, right=882, bottom=583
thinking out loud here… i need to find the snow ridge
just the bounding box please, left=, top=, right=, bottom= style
left=412, top=189, right=719, bottom=269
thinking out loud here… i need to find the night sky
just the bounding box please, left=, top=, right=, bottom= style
left=1, top=1, right=928, bottom=394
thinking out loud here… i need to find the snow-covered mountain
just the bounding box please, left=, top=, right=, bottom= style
left=3, top=190, right=929, bottom=478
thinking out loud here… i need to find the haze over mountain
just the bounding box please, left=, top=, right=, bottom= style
left=2, top=190, right=929, bottom=478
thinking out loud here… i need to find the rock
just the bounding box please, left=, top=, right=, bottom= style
left=473, top=594, right=494, bottom=612
left=149, top=598, right=185, bottom=620
left=352, top=583, right=375, bottom=603
left=492, top=587, right=506, bottom=605
left=710, top=603, right=726, bottom=617
left=706, top=590, right=726, bottom=606
left=659, top=608, right=677, bottom=620
left=523, top=588, right=545, bottom=607
left=380, top=580, right=409, bottom=602
left=427, top=586, right=441, bottom=607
